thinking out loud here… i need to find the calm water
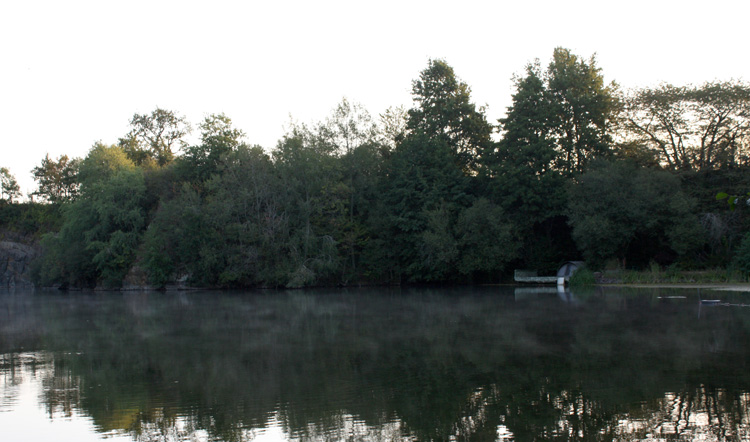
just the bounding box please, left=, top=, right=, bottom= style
left=1, top=286, right=749, bottom=441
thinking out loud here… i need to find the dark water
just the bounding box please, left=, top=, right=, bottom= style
left=1, top=286, right=750, bottom=441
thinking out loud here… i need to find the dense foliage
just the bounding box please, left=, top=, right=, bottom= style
left=4, top=48, right=750, bottom=288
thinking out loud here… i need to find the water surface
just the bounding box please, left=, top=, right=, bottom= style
left=1, top=286, right=749, bottom=441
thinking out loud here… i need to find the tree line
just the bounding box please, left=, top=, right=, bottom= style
left=3, top=47, right=750, bottom=288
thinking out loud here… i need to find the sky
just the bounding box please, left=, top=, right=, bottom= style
left=2, top=0, right=748, bottom=197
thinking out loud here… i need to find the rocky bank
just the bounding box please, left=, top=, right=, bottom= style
left=0, top=240, right=38, bottom=289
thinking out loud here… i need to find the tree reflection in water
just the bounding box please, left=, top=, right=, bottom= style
left=1, top=287, right=750, bottom=441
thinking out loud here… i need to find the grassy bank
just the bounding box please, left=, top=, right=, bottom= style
left=597, top=267, right=748, bottom=285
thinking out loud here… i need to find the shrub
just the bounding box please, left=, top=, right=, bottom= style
left=569, top=268, right=597, bottom=286
left=731, top=232, right=750, bottom=278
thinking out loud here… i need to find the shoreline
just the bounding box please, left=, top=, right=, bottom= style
left=601, top=283, right=750, bottom=292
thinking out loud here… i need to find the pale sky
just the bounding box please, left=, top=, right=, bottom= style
left=2, top=0, right=748, bottom=197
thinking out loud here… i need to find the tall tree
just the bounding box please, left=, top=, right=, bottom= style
left=489, top=49, right=618, bottom=271
left=0, top=167, right=21, bottom=203
left=318, top=99, right=381, bottom=281
left=178, top=113, right=246, bottom=183
left=319, top=98, right=377, bottom=156
left=545, top=48, right=619, bottom=175
left=407, top=59, right=494, bottom=172
left=378, top=133, right=471, bottom=281
left=119, top=108, right=191, bottom=167
left=494, top=48, right=618, bottom=195
left=31, top=154, right=81, bottom=203
left=494, top=61, right=565, bottom=221
left=272, top=130, right=342, bottom=287
left=623, top=81, right=750, bottom=170
left=202, top=146, right=287, bottom=287
left=377, top=105, right=407, bottom=154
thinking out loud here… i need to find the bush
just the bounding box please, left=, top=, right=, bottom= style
left=0, top=202, right=61, bottom=238
left=569, top=268, right=597, bottom=286
left=731, top=232, right=750, bottom=278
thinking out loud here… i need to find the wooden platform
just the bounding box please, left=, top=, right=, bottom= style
left=514, top=270, right=558, bottom=284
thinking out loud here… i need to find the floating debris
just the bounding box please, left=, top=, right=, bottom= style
left=700, top=299, right=721, bottom=305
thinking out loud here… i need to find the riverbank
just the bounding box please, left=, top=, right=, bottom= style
left=602, top=283, right=750, bottom=292
left=590, top=267, right=748, bottom=286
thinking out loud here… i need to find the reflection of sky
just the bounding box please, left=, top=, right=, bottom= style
left=611, top=391, right=750, bottom=441
left=4, top=352, right=750, bottom=441
left=1, top=352, right=414, bottom=441
left=0, top=353, right=131, bottom=442
left=6, top=353, right=749, bottom=441
left=128, top=412, right=411, bottom=442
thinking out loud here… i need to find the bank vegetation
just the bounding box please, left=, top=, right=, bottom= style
left=2, top=48, right=750, bottom=289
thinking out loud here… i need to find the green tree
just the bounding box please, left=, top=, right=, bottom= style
left=731, top=232, right=750, bottom=278
left=119, top=108, right=191, bottom=167
left=320, top=98, right=377, bottom=156
left=415, top=198, right=519, bottom=282
left=77, top=142, right=135, bottom=186
left=85, top=168, right=147, bottom=286
left=273, top=131, right=342, bottom=287
left=378, top=133, right=471, bottom=281
left=372, top=59, right=498, bottom=281
left=318, top=99, right=381, bottom=281
left=177, top=113, right=246, bottom=183
left=623, top=81, right=750, bottom=170
left=31, top=154, right=80, bottom=203
left=494, top=48, right=618, bottom=180
left=407, top=59, right=494, bottom=172
left=141, top=184, right=206, bottom=287
left=419, top=202, right=459, bottom=281
left=567, top=160, right=704, bottom=268
left=455, top=198, right=519, bottom=277
left=377, top=105, right=407, bottom=154
left=493, top=61, right=566, bottom=222
left=338, top=140, right=384, bottom=281
left=200, top=146, right=289, bottom=287
left=488, top=49, right=618, bottom=272
left=35, top=144, right=146, bottom=288
left=0, top=167, right=21, bottom=203
left=546, top=48, right=619, bottom=175
left=678, top=170, right=750, bottom=266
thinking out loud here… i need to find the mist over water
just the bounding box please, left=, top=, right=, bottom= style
left=1, top=286, right=749, bottom=441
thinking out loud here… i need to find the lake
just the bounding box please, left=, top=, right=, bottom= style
left=1, top=286, right=749, bottom=441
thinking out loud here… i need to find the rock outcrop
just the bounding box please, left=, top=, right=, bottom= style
left=121, top=264, right=159, bottom=291
left=122, top=264, right=194, bottom=291
left=0, top=240, right=38, bottom=289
